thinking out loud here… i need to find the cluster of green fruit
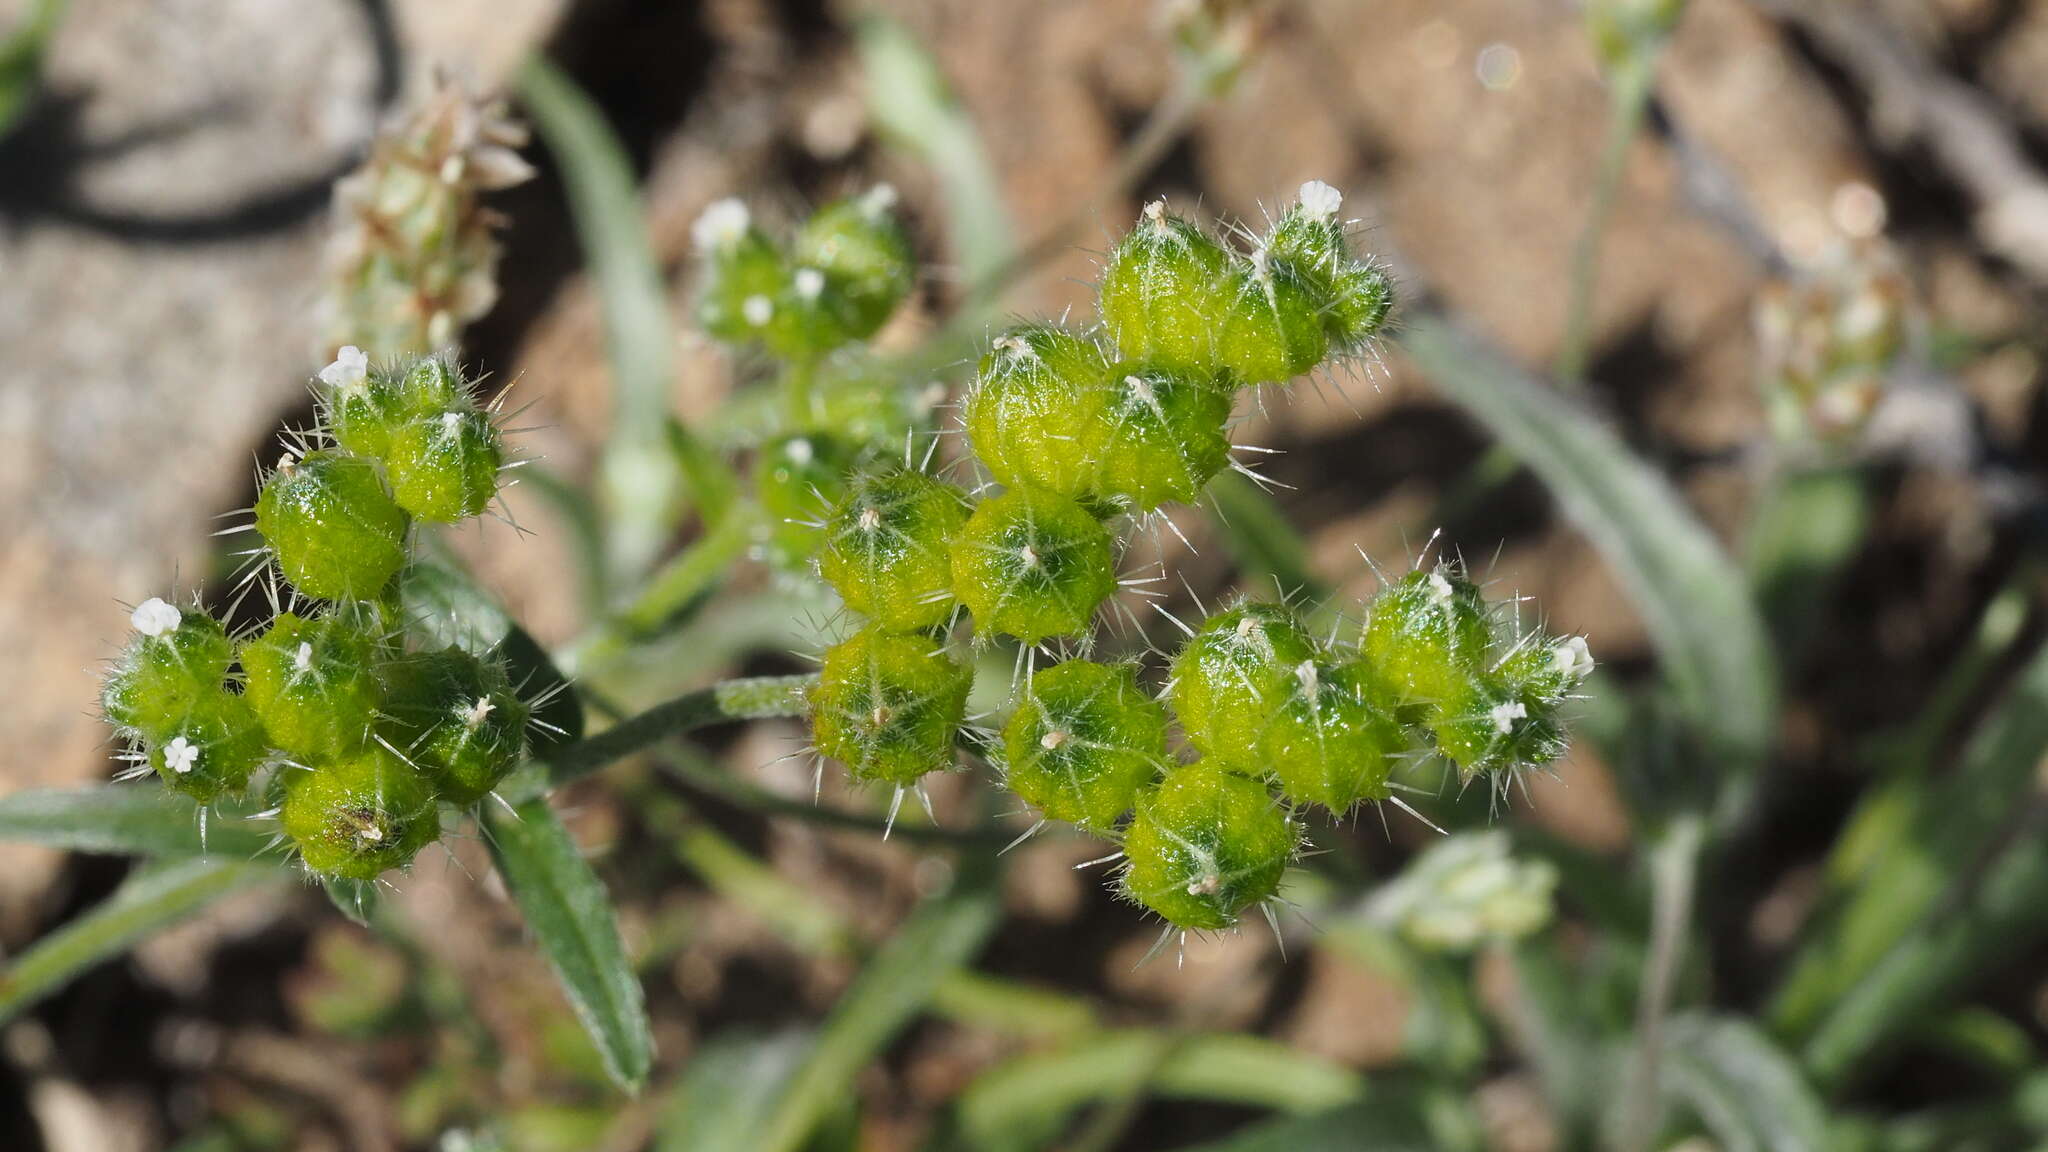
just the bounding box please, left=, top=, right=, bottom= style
left=693, top=181, right=1589, bottom=931
left=100, top=353, right=535, bottom=880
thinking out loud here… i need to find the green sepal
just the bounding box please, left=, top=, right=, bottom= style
left=254, top=448, right=411, bottom=601
left=1120, top=762, right=1295, bottom=930
left=1002, top=660, right=1168, bottom=831
left=951, top=486, right=1117, bottom=643
left=810, top=627, right=972, bottom=786
left=280, top=745, right=442, bottom=880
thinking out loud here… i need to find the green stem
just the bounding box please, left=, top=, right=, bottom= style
left=1616, top=813, right=1704, bottom=1152
left=657, top=753, right=1011, bottom=847
left=1555, top=53, right=1656, bottom=386
left=780, top=358, right=819, bottom=428
left=535, top=673, right=817, bottom=790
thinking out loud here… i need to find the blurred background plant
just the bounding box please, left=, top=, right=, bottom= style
left=4, top=0, right=2048, bottom=1151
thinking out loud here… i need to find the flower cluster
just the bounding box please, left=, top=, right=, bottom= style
left=100, top=351, right=540, bottom=880
left=1755, top=245, right=1910, bottom=450
left=726, top=181, right=1590, bottom=933
left=321, top=81, right=534, bottom=360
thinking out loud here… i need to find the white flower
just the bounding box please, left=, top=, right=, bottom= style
left=131, top=597, right=182, bottom=637
left=1427, top=571, right=1454, bottom=606
left=460, top=696, right=496, bottom=730
left=1297, top=180, right=1343, bottom=221
left=742, top=295, right=774, bottom=327
left=1489, top=700, right=1527, bottom=734
left=793, top=267, right=826, bottom=301
left=860, top=183, right=898, bottom=217
left=162, top=735, right=199, bottom=775
left=785, top=437, right=814, bottom=466
left=319, top=345, right=369, bottom=389
left=1552, top=635, right=1595, bottom=682
left=692, top=198, right=751, bottom=252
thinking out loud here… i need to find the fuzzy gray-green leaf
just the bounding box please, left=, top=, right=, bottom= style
left=484, top=795, right=652, bottom=1092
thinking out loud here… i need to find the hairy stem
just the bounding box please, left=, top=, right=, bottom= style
left=1556, top=54, right=1656, bottom=385
left=539, top=673, right=817, bottom=789
left=1616, top=812, right=1704, bottom=1152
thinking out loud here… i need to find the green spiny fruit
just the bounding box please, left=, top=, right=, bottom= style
left=1216, top=247, right=1329, bottom=385
left=240, top=609, right=386, bottom=761
left=145, top=690, right=269, bottom=802
left=376, top=647, right=529, bottom=805
left=1001, top=660, right=1168, bottom=832
left=951, top=486, right=1117, bottom=643
left=693, top=198, right=789, bottom=349
left=757, top=433, right=858, bottom=572
left=384, top=405, right=504, bottom=523
left=810, top=628, right=972, bottom=786
left=1326, top=260, right=1395, bottom=350
left=1169, top=600, right=1317, bottom=769
left=1120, top=762, right=1296, bottom=930
left=964, top=326, right=1112, bottom=498
left=281, top=746, right=442, bottom=880
left=817, top=465, right=970, bottom=631
left=1098, top=200, right=1231, bottom=373
left=1259, top=657, right=1405, bottom=811
left=791, top=185, right=915, bottom=340
left=1264, top=180, right=1349, bottom=289
left=1085, top=364, right=1235, bottom=510
left=1359, top=567, right=1494, bottom=721
left=1429, top=634, right=1590, bottom=777
left=102, top=598, right=234, bottom=733
left=322, top=348, right=404, bottom=460
left=323, top=352, right=466, bottom=462
left=255, top=448, right=410, bottom=600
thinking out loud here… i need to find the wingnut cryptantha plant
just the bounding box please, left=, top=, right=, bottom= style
left=681, top=180, right=1593, bottom=939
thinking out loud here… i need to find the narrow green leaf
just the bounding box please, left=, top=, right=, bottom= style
left=950, top=1031, right=1363, bottom=1152
left=1643, top=1014, right=1828, bottom=1152
left=483, top=795, right=652, bottom=1092
left=1402, top=314, right=1776, bottom=819
left=857, top=16, right=1014, bottom=301
left=0, top=858, right=275, bottom=1024
left=1773, top=639, right=2048, bottom=1071
left=656, top=1030, right=817, bottom=1152
left=0, top=785, right=272, bottom=859
left=401, top=559, right=516, bottom=653
left=1177, top=1080, right=1485, bottom=1152
left=518, top=57, right=687, bottom=582
left=754, top=860, right=1002, bottom=1152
